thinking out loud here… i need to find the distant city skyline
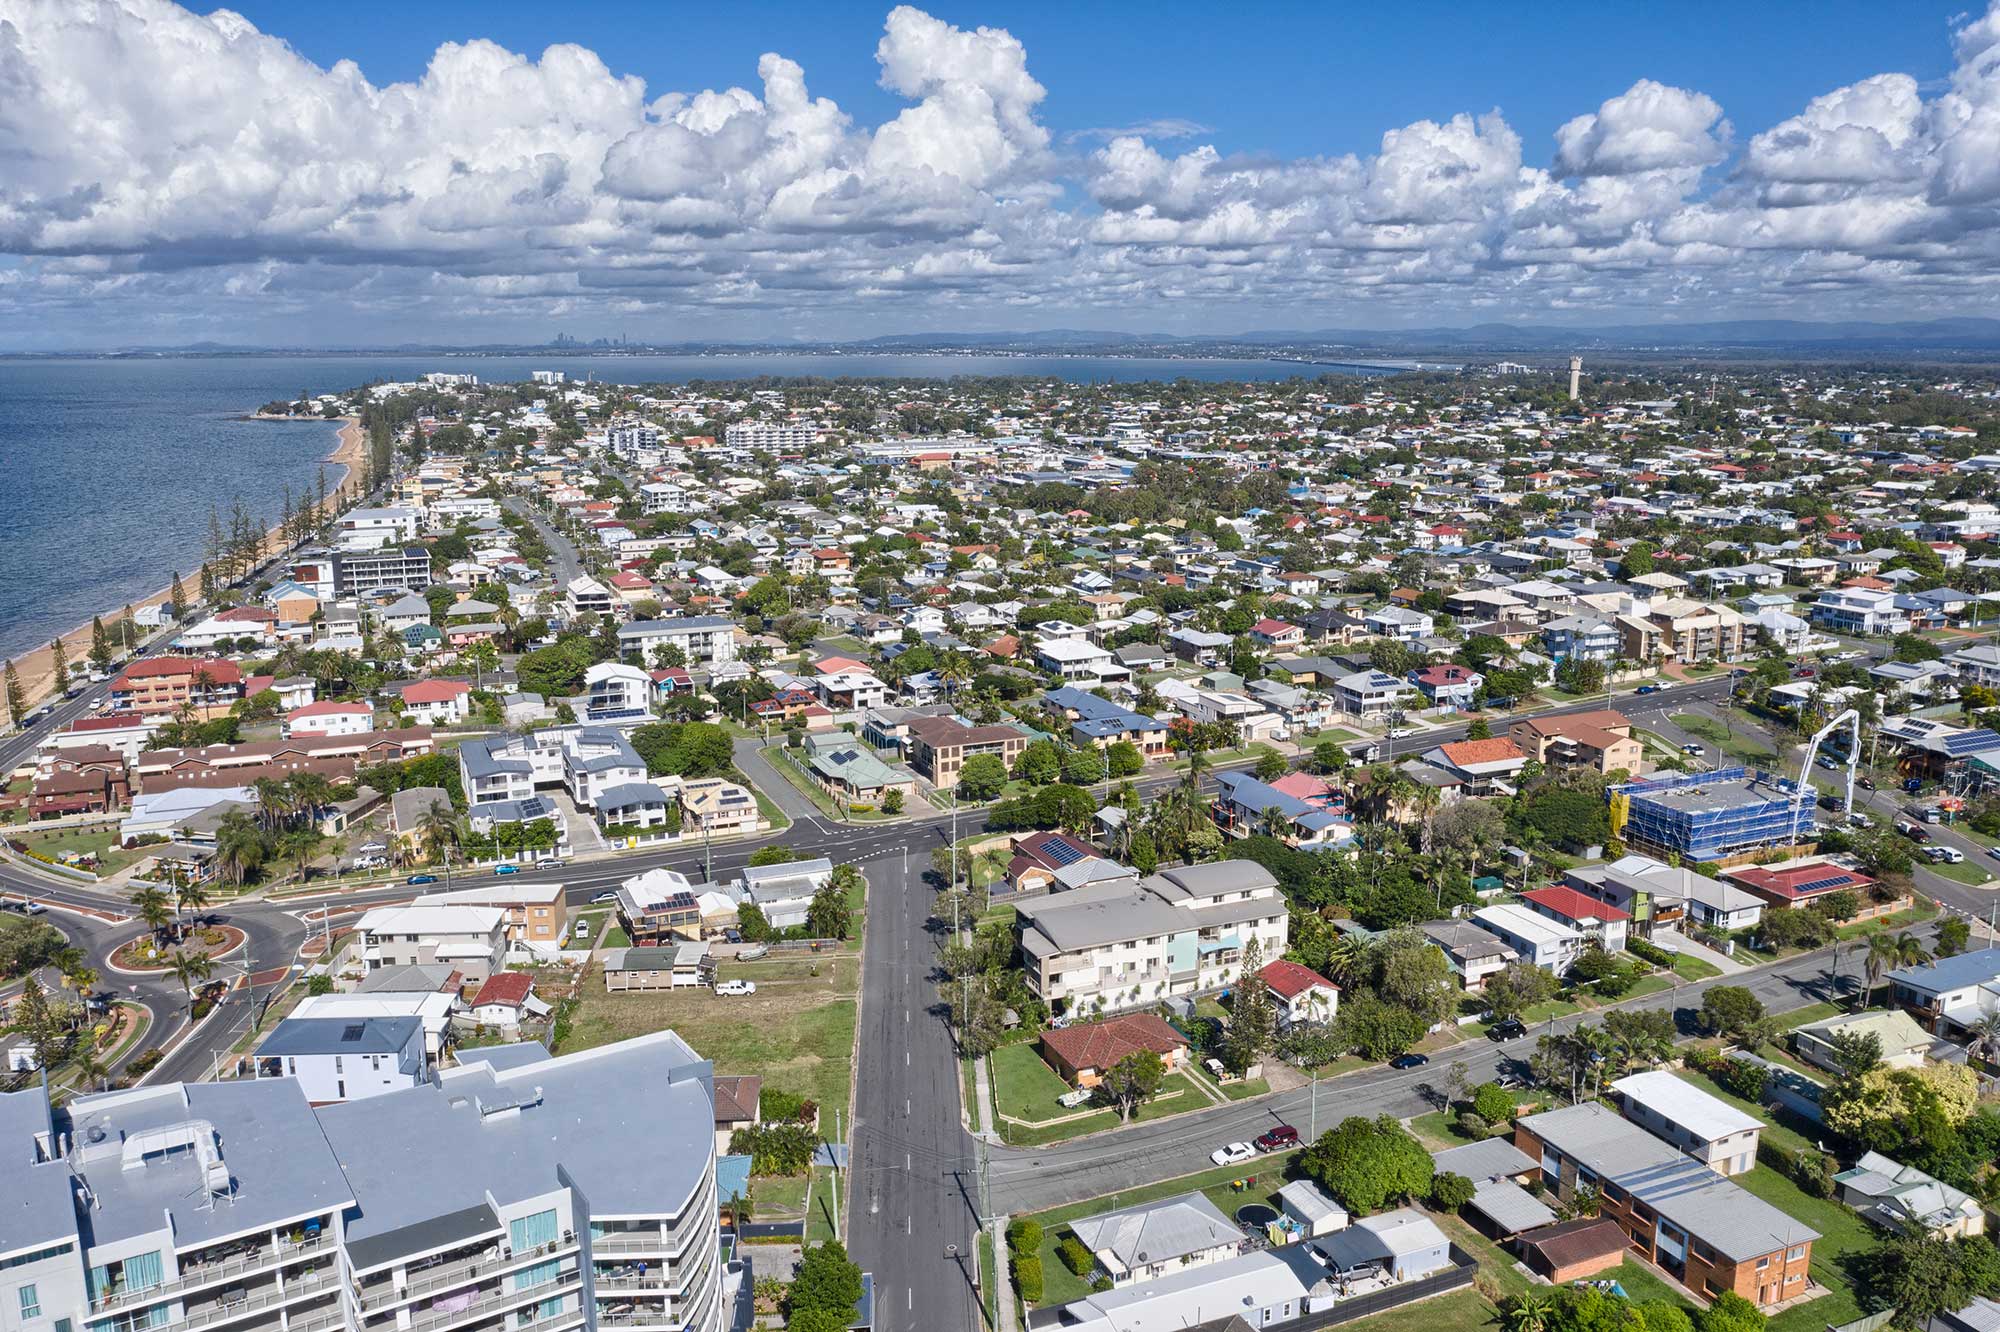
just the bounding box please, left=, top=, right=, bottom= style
left=2, top=0, right=1998, bottom=347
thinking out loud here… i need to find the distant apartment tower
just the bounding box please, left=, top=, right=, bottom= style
left=723, top=422, right=818, bottom=449
left=531, top=370, right=566, bottom=385
left=1569, top=357, right=1583, bottom=401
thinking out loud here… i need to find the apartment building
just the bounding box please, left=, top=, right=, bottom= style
left=131, top=729, right=434, bottom=794
left=1515, top=1103, right=1817, bottom=1307
left=1608, top=1071, right=1762, bottom=1176
left=616, top=617, right=738, bottom=667
left=1013, top=862, right=1288, bottom=1015
left=1510, top=711, right=1644, bottom=776
left=722, top=422, right=817, bottom=448
left=1647, top=598, right=1747, bottom=663
left=459, top=728, right=648, bottom=812
left=1810, top=587, right=1911, bottom=636
left=253, top=1015, right=427, bottom=1104
left=905, top=716, right=1030, bottom=789
left=107, top=657, right=245, bottom=718
left=336, top=507, right=420, bottom=545
left=0, top=1033, right=726, bottom=1332
left=1471, top=903, right=1583, bottom=975
left=355, top=905, right=507, bottom=986
left=332, top=547, right=432, bottom=597
left=414, top=882, right=570, bottom=948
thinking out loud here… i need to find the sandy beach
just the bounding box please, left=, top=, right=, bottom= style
left=5, top=415, right=367, bottom=712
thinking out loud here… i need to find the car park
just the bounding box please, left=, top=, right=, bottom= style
left=713, top=979, right=757, bottom=996
left=1254, top=1125, right=1299, bottom=1152
left=1210, top=1141, right=1257, bottom=1167
left=1388, top=1052, right=1429, bottom=1069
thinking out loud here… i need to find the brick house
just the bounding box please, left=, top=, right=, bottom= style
left=1040, top=1014, right=1189, bottom=1088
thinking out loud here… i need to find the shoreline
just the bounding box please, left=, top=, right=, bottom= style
left=4, top=415, right=366, bottom=713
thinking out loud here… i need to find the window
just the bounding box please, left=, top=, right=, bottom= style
left=1756, top=1256, right=1770, bottom=1270
left=510, top=1209, right=560, bottom=1254
left=1787, top=1246, right=1806, bottom=1261
left=20, top=1284, right=41, bottom=1319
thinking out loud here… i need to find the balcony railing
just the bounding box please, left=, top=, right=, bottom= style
left=178, top=1268, right=340, bottom=1332
left=93, top=1237, right=339, bottom=1314
left=358, top=1240, right=578, bottom=1314
left=391, top=1270, right=579, bottom=1332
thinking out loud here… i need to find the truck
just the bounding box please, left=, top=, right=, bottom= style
left=1903, top=803, right=1943, bottom=825
left=1895, top=820, right=1931, bottom=843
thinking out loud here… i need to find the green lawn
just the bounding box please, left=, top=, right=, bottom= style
left=1670, top=712, right=1779, bottom=766
left=1925, top=858, right=1995, bottom=886
left=963, top=1058, right=982, bottom=1134
left=1321, top=1288, right=1495, bottom=1332
left=559, top=959, right=857, bottom=1113
left=995, top=1069, right=1209, bottom=1146
left=1671, top=952, right=1724, bottom=982
left=13, top=823, right=150, bottom=877
left=1670, top=1068, right=1816, bottom=1156
left=1733, top=1165, right=1882, bottom=1332
left=990, top=1041, right=1080, bottom=1123
left=1779, top=1001, right=1844, bottom=1030
left=804, top=1167, right=841, bottom=1245
left=1835, top=899, right=1939, bottom=939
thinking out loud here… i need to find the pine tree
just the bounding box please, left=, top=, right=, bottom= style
left=89, top=617, right=112, bottom=674
left=199, top=562, right=215, bottom=601
left=3, top=660, right=24, bottom=726
left=49, top=639, right=68, bottom=694
left=1223, top=937, right=1277, bottom=1073
left=169, top=573, right=186, bottom=620
left=121, top=604, right=137, bottom=650
left=279, top=487, right=295, bottom=548
left=205, top=505, right=227, bottom=580
left=315, top=467, right=330, bottom=529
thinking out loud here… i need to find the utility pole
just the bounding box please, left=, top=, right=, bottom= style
left=829, top=1109, right=843, bottom=1243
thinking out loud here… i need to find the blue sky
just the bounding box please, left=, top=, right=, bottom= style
left=2, top=1, right=1996, bottom=346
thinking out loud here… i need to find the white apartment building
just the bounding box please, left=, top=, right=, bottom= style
left=616, top=617, right=737, bottom=668
left=252, top=1015, right=427, bottom=1104
left=1609, top=1070, right=1764, bottom=1176
left=354, top=905, right=507, bottom=985
left=459, top=727, right=650, bottom=812
left=283, top=702, right=377, bottom=739
left=1014, top=863, right=1289, bottom=1016
left=1810, top=588, right=1911, bottom=636
left=0, top=1032, right=727, bottom=1332
left=1471, top=902, right=1584, bottom=974
left=723, top=422, right=818, bottom=449
left=563, top=577, right=617, bottom=622
left=337, top=507, right=422, bottom=547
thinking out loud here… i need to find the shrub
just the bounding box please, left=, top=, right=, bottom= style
left=1470, top=1081, right=1516, bottom=1125
left=1455, top=1110, right=1492, bottom=1140
left=1715, top=1057, right=1768, bottom=1102
left=1794, top=1150, right=1835, bottom=1199
left=127, top=1048, right=163, bottom=1076
left=1012, top=1254, right=1043, bottom=1303
left=1627, top=937, right=1674, bottom=969
left=1056, top=1235, right=1094, bottom=1277
left=1430, top=1171, right=1477, bottom=1211
left=1005, top=1218, right=1043, bottom=1256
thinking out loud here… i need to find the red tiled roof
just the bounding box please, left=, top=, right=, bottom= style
left=1040, top=1014, right=1185, bottom=1074
left=1251, top=618, right=1298, bottom=636
left=114, top=656, right=243, bottom=685
left=401, top=680, right=470, bottom=703
left=713, top=1074, right=762, bottom=1124
left=1521, top=885, right=1629, bottom=923
left=471, top=972, right=532, bottom=1008
left=1259, top=959, right=1336, bottom=1000
left=1416, top=664, right=1478, bottom=686
left=1437, top=737, right=1525, bottom=767
left=1729, top=862, right=1875, bottom=901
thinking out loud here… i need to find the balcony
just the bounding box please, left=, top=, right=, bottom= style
left=93, top=1238, right=339, bottom=1315
left=583, top=1236, right=668, bottom=1257
left=178, top=1268, right=340, bottom=1332
left=384, top=1270, right=580, bottom=1332
left=357, top=1240, right=578, bottom=1315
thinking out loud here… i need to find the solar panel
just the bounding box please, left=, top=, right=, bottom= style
left=1793, top=874, right=1852, bottom=894
left=341, top=1023, right=367, bottom=1043
left=1945, top=729, right=2000, bottom=755
left=1042, top=838, right=1087, bottom=868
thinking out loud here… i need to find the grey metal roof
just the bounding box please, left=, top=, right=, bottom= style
left=258, top=1015, right=424, bottom=1057
left=0, top=1088, right=76, bottom=1259
left=1520, top=1102, right=1818, bottom=1261
left=1885, top=947, right=2000, bottom=995
left=1430, top=1137, right=1537, bottom=1183
left=1068, top=1192, right=1243, bottom=1269
left=451, top=1042, right=552, bottom=1074
left=1468, top=1179, right=1558, bottom=1235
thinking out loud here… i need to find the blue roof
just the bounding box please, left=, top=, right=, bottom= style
left=1884, top=947, right=2000, bottom=994
left=596, top=781, right=672, bottom=811
left=1213, top=770, right=1312, bottom=819
left=258, top=1015, right=422, bottom=1057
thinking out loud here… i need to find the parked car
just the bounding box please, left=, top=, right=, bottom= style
left=1903, top=778, right=1924, bottom=794
left=1846, top=812, right=1873, bottom=828
left=1487, top=1016, right=1527, bottom=1042
left=1793, top=667, right=1816, bottom=678
left=1635, top=683, right=1662, bottom=695
left=1681, top=742, right=1706, bottom=756
left=1209, top=1141, right=1257, bottom=1167
left=1858, top=775, right=1875, bottom=790
left=22, top=901, right=46, bottom=915
left=713, top=979, right=757, bottom=996
left=590, top=890, right=619, bottom=904
left=492, top=863, right=520, bottom=875
left=1254, top=1125, right=1300, bottom=1152
left=1896, top=821, right=1931, bottom=843
left=1388, top=1052, right=1429, bottom=1070
left=1925, top=846, right=1965, bottom=864
left=405, top=873, right=440, bottom=885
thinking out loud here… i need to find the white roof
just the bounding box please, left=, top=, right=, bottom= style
left=358, top=904, right=505, bottom=936
left=1473, top=902, right=1581, bottom=949
left=1609, top=1070, right=1763, bottom=1141
left=414, top=882, right=565, bottom=908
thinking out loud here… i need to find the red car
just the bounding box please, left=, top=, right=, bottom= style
left=1793, top=667, right=1816, bottom=678
left=1255, top=1125, right=1300, bottom=1152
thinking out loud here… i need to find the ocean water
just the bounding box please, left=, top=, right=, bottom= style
left=0, top=351, right=1381, bottom=660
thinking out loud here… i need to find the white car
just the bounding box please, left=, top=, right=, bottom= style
left=713, top=979, right=757, bottom=996
left=1209, top=1141, right=1256, bottom=1167
left=589, top=891, right=618, bottom=904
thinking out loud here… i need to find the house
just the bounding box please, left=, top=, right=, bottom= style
left=1040, top=1013, right=1190, bottom=1087
left=1210, top=771, right=1353, bottom=848
left=1539, top=613, right=1621, bottom=663
left=467, top=972, right=546, bottom=1030
left=399, top=679, right=471, bottom=726
left=1421, top=918, right=1519, bottom=990
left=1727, top=860, right=1880, bottom=913
left=1066, top=1192, right=1245, bottom=1287
left=712, top=1073, right=761, bottom=1156
left=1249, top=618, right=1304, bottom=650
left=1257, top=960, right=1339, bottom=1029
left=1014, top=862, right=1289, bottom=1016
left=1510, top=711, right=1644, bottom=776
left=1563, top=855, right=1692, bottom=938
left=355, top=903, right=507, bottom=986
left=1684, top=873, right=1766, bottom=932
left=1884, top=948, right=2000, bottom=1038
left=1834, top=1152, right=1986, bottom=1238
left=1003, top=830, right=1105, bottom=896
left=1793, top=1009, right=1934, bottom=1075
left=679, top=777, right=763, bottom=837
left=1608, top=1070, right=1762, bottom=1176
left=1518, top=886, right=1628, bottom=954
left=1412, top=664, right=1482, bottom=709
left=1430, top=1137, right=1554, bottom=1240
left=283, top=700, right=376, bottom=739
left=800, top=731, right=914, bottom=806
left=1364, top=607, right=1434, bottom=642
left=1036, top=637, right=1116, bottom=681
left=1472, top=902, right=1583, bottom=974
left=1515, top=1102, right=1818, bottom=1307
left=1422, top=738, right=1528, bottom=794
left=739, top=858, right=835, bottom=932
left=1811, top=587, right=1910, bottom=636
left=1334, top=670, right=1414, bottom=719
left=580, top=661, right=653, bottom=723
left=1044, top=687, right=1171, bottom=758
left=413, top=881, right=569, bottom=948
left=615, top=869, right=704, bottom=945
left=603, top=943, right=714, bottom=992
left=253, top=1014, right=426, bottom=1103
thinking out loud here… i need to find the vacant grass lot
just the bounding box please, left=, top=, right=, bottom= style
left=1733, top=1164, right=1883, bottom=1332
left=1671, top=712, right=1779, bottom=767
left=558, top=956, right=857, bottom=1113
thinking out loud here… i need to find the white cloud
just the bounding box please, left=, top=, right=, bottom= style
left=2, top=0, right=2000, bottom=339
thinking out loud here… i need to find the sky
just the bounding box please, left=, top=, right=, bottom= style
left=1, top=0, right=1997, bottom=348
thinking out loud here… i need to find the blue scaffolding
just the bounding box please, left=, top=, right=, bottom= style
left=1610, top=765, right=1816, bottom=863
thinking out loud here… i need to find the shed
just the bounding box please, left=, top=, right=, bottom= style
left=1518, top=1216, right=1631, bottom=1282
left=1275, top=1179, right=1349, bottom=1239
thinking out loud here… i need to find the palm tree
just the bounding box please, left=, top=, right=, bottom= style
left=253, top=777, right=294, bottom=832
left=1321, top=932, right=1367, bottom=986
left=71, top=1044, right=109, bottom=1096
left=1259, top=804, right=1291, bottom=840
left=419, top=801, right=461, bottom=871
left=280, top=828, right=322, bottom=885
left=287, top=771, right=335, bottom=824
left=169, top=950, right=215, bottom=1012
left=175, top=881, right=211, bottom=932
left=1411, top=782, right=1442, bottom=856
left=132, top=886, right=174, bottom=942
left=212, top=812, right=268, bottom=888
left=1863, top=930, right=1929, bottom=1001
left=51, top=946, right=87, bottom=988
left=1504, top=1291, right=1553, bottom=1332
left=1963, top=1013, right=2000, bottom=1069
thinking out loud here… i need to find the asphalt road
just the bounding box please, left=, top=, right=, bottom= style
left=504, top=496, right=582, bottom=586
left=844, top=856, right=981, bottom=1332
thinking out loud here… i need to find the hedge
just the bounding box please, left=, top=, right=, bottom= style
left=1057, top=1235, right=1094, bottom=1277
left=1012, top=1254, right=1043, bottom=1303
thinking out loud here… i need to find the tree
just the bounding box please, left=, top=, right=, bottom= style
left=49, top=638, right=68, bottom=694
left=1429, top=1171, right=1476, bottom=1211
left=1223, top=939, right=1277, bottom=1072
left=1825, top=1029, right=1884, bottom=1080
left=882, top=788, right=904, bottom=815
left=169, top=950, right=215, bottom=1011
left=1694, top=1293, right=1764, bottom=1332
left=1866, top=930, right=1930, bottom=1000
left=1935, top=916, right=1972, bottom=958
left=806, top=875, right=853, bottom=941
left=736, top=902, right=771, bottom=941
left=1013, top=739, right=1061, bottom=785
left=1483, top=961, right=1558, bottom=1021
left=133, top=886, right=174, bottom=941
left=1096, top=1049, right=1166, bottom=1122
left=1106, top=740, right=1144, bottom=777
left=1254, top=750, right=1289, bottom=782
left=89, top=616, right=113, bottom=674
left=957, top=753, right=1009, bottom=801
left=1601, top=1008, right=1677, bottom=1073
left=419, top=800, right=461, bottom=868
left=786, top=1242, right=865, bottom=1326
left=1872, top=1233, right=2000, bottom=1330
left=1300, top=1115, right=1433, bottom=1214
left=1700, top=985, right=1766, bottom=1042
left=1061, top=744, right=1105, bottom=786
left=1471, top=1081, right=1518, bottom=1124
left=168, top=571, right=187, bottom=619
left=3, top=660, right=22, bottom=727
